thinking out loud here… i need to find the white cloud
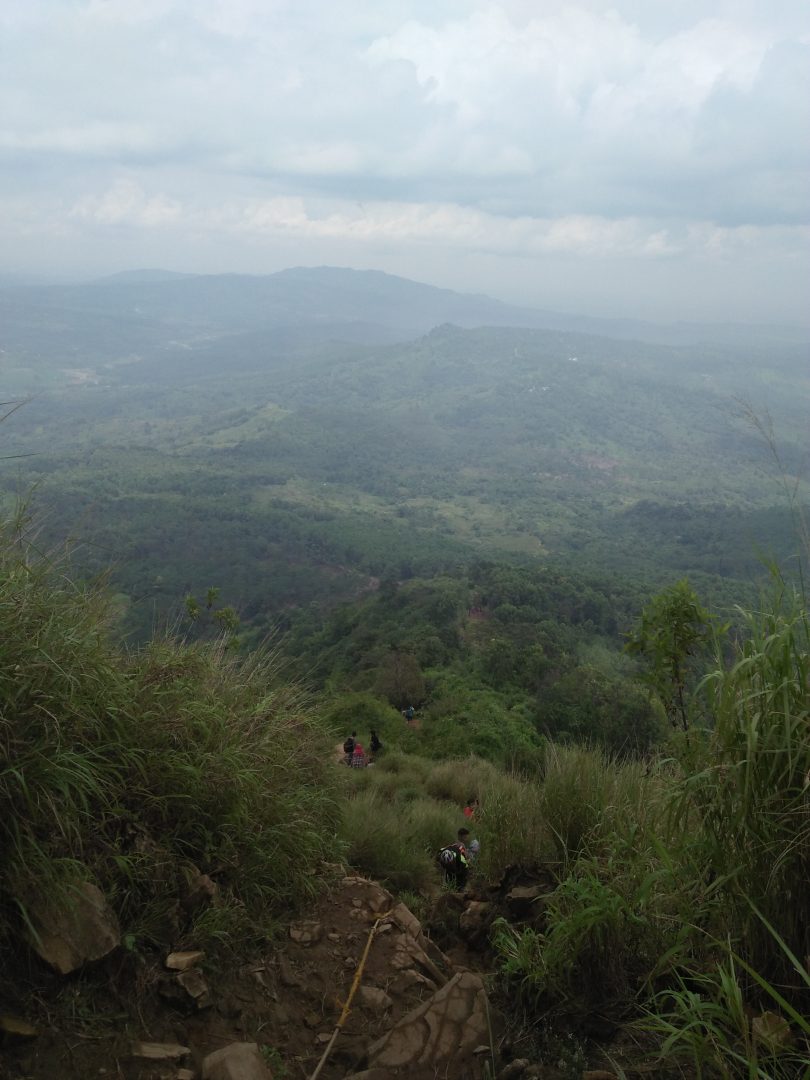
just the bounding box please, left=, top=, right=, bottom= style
left=70, top=179, right=181, bottom=226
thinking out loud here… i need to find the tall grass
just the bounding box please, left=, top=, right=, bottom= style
left=674, top=592, right=810, bottom=990
left=341, top=785, right=458, bottom=890
left=0, top=516, right=342, bottom=955
left=538, top=744, right=668, bottom=866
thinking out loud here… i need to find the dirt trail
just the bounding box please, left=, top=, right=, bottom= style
left=1, top=859, right=636, bottom=1080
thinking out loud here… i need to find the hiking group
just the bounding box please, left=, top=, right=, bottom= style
left=340, top=730, right=479, bottom=890
left=342, top=730, right=382, bottom=768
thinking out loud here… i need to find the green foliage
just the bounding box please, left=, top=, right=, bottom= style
left=674, top=589, right=810, bottom=988
left=645, top=935, right=810, bottom=1079
left=626, top=578, right=713, bottom=730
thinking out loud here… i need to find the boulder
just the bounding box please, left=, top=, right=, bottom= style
left=27, top=881, right=120, bottom=975
left=365, top=971, right=489, bottom=1070
left=202, top=1042, right=273, bottom=1080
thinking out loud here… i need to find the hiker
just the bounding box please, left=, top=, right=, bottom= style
left=369, top=729, right=383, bottom=757
left=351, top=740, right=367, bottom=768
left=463, top=796, right=479, bottom=820
left=438, top=828, right=471, bottom=890
left=343, top=731, right=357, bottom=766
left=404, top=704, right=415, bottom=723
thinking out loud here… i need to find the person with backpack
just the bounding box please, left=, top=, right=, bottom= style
left=438, top=828, right=471, bottom=890
left=343, top=731, right=356, bottom=765
left=369, top=729, right=382, bottom=758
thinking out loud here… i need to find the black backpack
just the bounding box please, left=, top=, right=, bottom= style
left=343, top=737, right=355, bottom=755
left=438, top=844, right=461, bottom=869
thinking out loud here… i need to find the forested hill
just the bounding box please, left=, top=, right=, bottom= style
left=2, top=267, right=807, bottom=367
left=0, top=268, right=807, bottom=658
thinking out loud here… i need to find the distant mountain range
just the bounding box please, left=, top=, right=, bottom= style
left=1, top=266, right=807, bottom=350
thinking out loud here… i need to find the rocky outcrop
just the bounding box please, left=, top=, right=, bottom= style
left=26, top=881, right=120, bottom=975
left=362, top=970, right=489, bottom=1072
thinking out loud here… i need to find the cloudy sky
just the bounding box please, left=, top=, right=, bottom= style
left=2, top=0, right=808, bottom=324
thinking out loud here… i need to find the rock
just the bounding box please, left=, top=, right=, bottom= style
left=277, top=955, right=301, bottom=988
left=166, top=951, right=205, bottom=971
left=390, top=969, right=438, bottom=996
left=177, top=1071, right=195, bottom=1080
left=341, top=877, right=394, bottom=914
left=459, top=901, right=495, bottom=946
left=132, top=1042, right=191, bottom=1061
left=0, top=1015, right=37, bottom=1042
left=201, top=1042, right=273, bottom=1080
left=366, top=971, right=489, bottom=1070
left=289, top=921, right=323, bottom=946
left=752, top=1012, right=792, bottom=1050
left=389, top=902, right=451, bottom=968
left=390, top=934, right=446, bottom=986
left=303, top=1010, right=321, bottom=1029
left=177, top=968, right=212, bottom=1009
left=389, top=902, right=422, bottom=940
left=498, top=1061, right=531, bottom=1079
left=27, top=881, right=120, bottom=975
left=358, top=986, right=393, bottom=1012
left=218, top=996, right=243, bottom=1020
left=505, top=885, right=547, bottom=918
left=327, top=933, right=341, bottom=942
left=182, top=872, right=219, bottom=914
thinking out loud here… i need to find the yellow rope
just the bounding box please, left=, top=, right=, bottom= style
left=308, top=910, right=392, bottom=1080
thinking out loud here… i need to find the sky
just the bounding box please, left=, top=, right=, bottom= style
left=2, top=0, right=809, bottom=325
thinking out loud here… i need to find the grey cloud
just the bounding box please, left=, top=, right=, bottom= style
left=0, top=1, right=807, bottom=324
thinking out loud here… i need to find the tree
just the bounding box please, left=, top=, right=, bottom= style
left=625, top=579, right=712, bottom=732
left=374, top=650, right=425, bottom=709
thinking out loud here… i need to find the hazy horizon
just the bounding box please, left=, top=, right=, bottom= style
left=2, top=1, right=808, bottom=326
